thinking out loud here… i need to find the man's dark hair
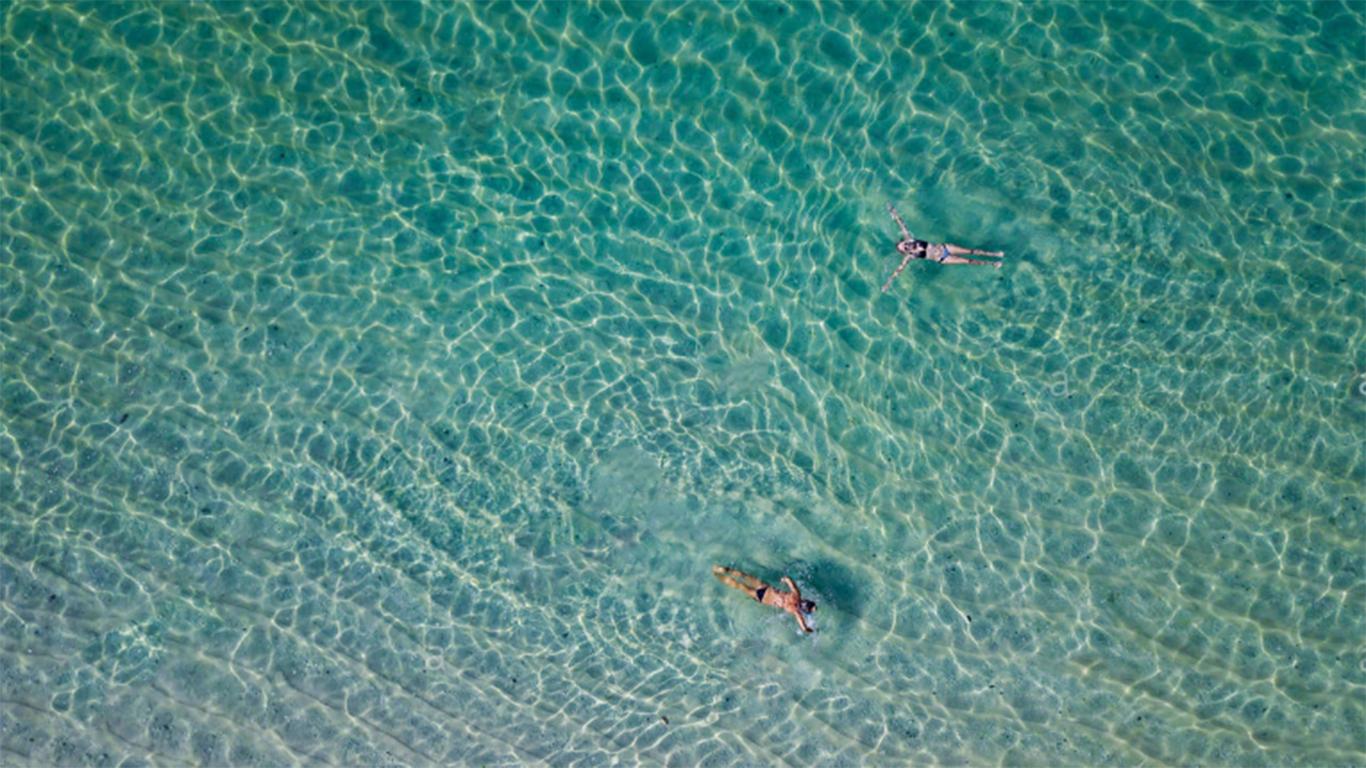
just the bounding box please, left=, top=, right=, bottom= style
left=800, top=599, right=817, bottom=613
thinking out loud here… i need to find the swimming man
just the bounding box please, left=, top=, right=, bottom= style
left=882, top=203, right=1005, bottom=292
left=712, top=565, right=815, bottom=633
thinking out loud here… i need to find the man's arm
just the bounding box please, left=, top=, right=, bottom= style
left=887, top=203, right=912, bottom=240
left=794, top=609, right=814, bottom=633
left=781, top=576, right=800, bottom=597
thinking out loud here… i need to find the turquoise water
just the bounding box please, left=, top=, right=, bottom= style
left=2, top=0, right=1364, bottom=764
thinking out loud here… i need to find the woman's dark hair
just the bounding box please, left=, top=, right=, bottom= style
left=801, top=599, right=817, bottom=613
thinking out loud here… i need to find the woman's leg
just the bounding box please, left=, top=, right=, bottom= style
left=942, top=244, right=1003, bottom=267
left=946, top=244, right=1004, bottom=258
left=712, top=566, right=765, bottom=597
left=940, top=255, right=1002, bottom=267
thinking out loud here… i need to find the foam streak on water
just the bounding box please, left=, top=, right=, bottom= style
left=2, top=1, right=1364, bottom=765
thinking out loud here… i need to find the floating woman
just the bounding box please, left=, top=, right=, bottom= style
left=712, top=565, right=815, bottom=633
left=882, top=203, right=1005, bottom=292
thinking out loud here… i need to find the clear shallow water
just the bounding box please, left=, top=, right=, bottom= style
left=2, top=0, right=1364, bottom=764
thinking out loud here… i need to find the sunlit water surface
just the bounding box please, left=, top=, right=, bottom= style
left=2, top=1, right=1364, bottom=765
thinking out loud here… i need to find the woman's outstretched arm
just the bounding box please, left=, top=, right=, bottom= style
left=887, top=203, right=912, bottom=240
left=882, top=251, right=916, bottom=292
